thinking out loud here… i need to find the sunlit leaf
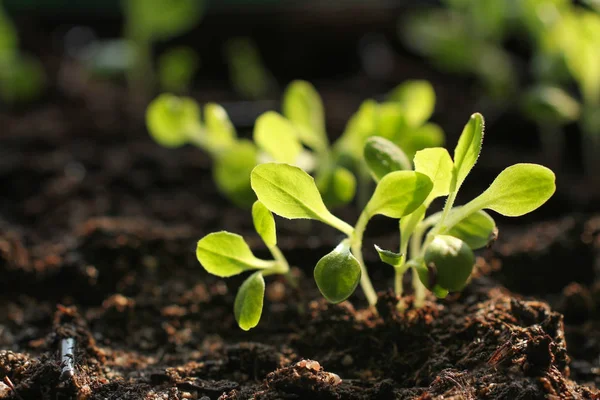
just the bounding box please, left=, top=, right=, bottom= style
left=282, top=80, right=328, bottom=151
left=387, top=80, right=436, bottom=127
left=254, top=111, right=303, bottom=164
left=146, top=94, right=199, bottom=148
left=252, top=201, right=277, bottom=247
left=214, top=140, right=258, bottom=207
left=453, top=113, right=484, bottom=191
left=365, top=171, right=433, bottom=218
left=363, top=136, right=411, bottom=182
left=234, top=271, right=265, bottom=331
left=414, top=147, right=453, bottom=203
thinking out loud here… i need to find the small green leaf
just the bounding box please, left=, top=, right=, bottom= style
left=453, top=113, right=484, bottom=191
left=521, top=85, right=581, bottom=125
left=363, top=136, right=412, bottom=182
left=314, top=241, right=361, bottom=303
left=146, top=94, right=200, bottom=148
left=319, top=166, right=357, bottom=208
left=414, top=147, right=453, bottom=204
left=234, top=271, right=265, bottom=331
left=447, top=210, right=496, bottom=250
left=252, top=201, right=277, bottom=247
left=204, top=103, right=236, bottom=152
left=374, top=244, right=403, bottom=267
left=254, top=111, right=303, bottom=164
left=477, top=163, right=556, bottom=217
left=158, top=46, right=199, bottom=93
left=334, top=99, right=378, bottom=160
left=400, top=205, right=426, bottom=252
left=282, top=80, right=328, bottom=151
left=124, top=0, right=204, bottom=40
left=424, top=235, right=474, bottom=292
left=365, top=171, right=433, bottom=218
left=251, top=163, right=353, bottom=235
left=387, top=80, right=436, bottom=127
left=214, top=140, right=258, bottom=207
left=397, top=122, right=445, bottom=160
left=196, top=232, right=274, bottom=277
left=375, top=103, right=406, bottom=142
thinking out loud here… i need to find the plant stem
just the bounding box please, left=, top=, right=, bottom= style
left=410, top=225, right=427, bottom=307
left=266, top=244, right=297, bottom=287
left=350, top=210, right=378, bottom=307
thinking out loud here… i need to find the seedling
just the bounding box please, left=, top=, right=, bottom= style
left=122, top=0, right=204, bottom=93
left=158, top=46, right=200, bottom=93
left=196, top=112, right=555, bottom=329
left=0, top=2, right=45, bottom=104
left=225, top=38, right=276, bottom=100
left=196, top=201, right=291, bottom=330
left=147, top=80, right=444, bottom=208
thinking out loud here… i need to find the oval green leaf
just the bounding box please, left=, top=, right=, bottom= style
left=251, top=163, right=353, bottom=235
left=365, top=171, right=433, bottom=218
left=204, top=103, right=236, bottom=152
left=252, top=200, right=277, bottom=247
left=146, top=94, right=200, bottom=148
left=254, top=111, right=303, bottom=164
left=196, top=231, right=274, bottom=277
left=319, top=166, right=357, bottom=209
left=478, top=163, right=556, bottom=217
left=387, top=80, right=436, bottom=127
left=424, top=235, right=474, bottom=292
left=213, top=140, right=258, bottom=207
left=363, top=136, right=411, bottom=182
left=158, top=46, right=199, bottom=93
left=282, top=80, right=328, bottom=151
left=374, top=244, right=403, bottom=267
left=521, top=85, right=581, bottom=125
left=453, top=113, right=484, bottom=191
left=414, top=147, right=453, bottom=203
left=447, top=210, right=496, bottom=250
left=398, top=122, right=445, bottom=160
left=234, top=271, right=265, bottom=331
left=314, top=241, right=361, bottom=303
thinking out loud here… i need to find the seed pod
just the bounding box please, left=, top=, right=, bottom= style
left=422, top=235, right=475, bottom=292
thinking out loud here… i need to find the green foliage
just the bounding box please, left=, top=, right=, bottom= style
left=225, top=37, right=274, bottom=100
left=254, top=112, right=303, bottom=164
left=213, top=140, right=258, bottom=208
left=158, top=46, right=200, bottom=93
left=283, top=80, right=328, bottom=152
left=197, top=111, right=556, bottom=329
left=0, top=4, right=45, bottom=104
left=234, top=272, right=265, bottom=331
left=146, top=94, right=201, bottom=148
left=314, top=241, right=362, bottom=303
left=363, top=136, right=412, bottom=182
left=387, top=80, right=436, bottom=127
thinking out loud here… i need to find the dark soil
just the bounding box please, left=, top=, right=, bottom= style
left=1, top=32, right=599, bottom=398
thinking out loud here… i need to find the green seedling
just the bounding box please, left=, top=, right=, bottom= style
left=196, top=112, right=555, bottom=329
left=225, top=38, right=276, bottom=100
left=0, top=2, right=45, bottom=104
left=123, top=0, right=204, bottom=93
left=196, top=201, right=291, bottom=330
left=147, top=79, right=444, bottom=208
left=158, top=46, right=200, bottom=93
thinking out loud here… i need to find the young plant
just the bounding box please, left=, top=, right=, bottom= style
left=147, top=79, right=444, bottom=208
left=196, top=201, right=291, bottom=330
left=0, top=2, right=45, bottom=104
left=122, top=0, right=204, bottom=93
left=196, top=112, right=555, bottom=329
left=365, top=113, right=556, bottom=308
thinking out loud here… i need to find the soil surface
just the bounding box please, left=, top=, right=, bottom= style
left=1, top=63, right=600, bottom=399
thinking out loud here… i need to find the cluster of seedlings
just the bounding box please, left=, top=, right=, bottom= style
left=148, top=81, right=556, bottom=330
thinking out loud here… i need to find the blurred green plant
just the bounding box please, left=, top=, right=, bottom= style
left=122, top=0, right=204, bottom=93
left=146, top=80, right=444, bottom=208
left=401, top=0, right=600, bottom=174
left=225, top=37, right=276, bottom=100
left=0, top=1, right=45, bottom=104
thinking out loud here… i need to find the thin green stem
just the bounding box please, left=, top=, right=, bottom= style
left=412, top=267, right=426, bottom=308
left=266, top=244, right=297, bottom=287
left=410, top=225, right=427, bottom=308
left=350, top=210, right=378, bottom=307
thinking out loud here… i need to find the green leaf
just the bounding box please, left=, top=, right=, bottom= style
left=196, top=232, right=274, bottom=277
left=363, top=136, right=412, bottom=182
left=374, top=244, right=403, bottom=267
left=399, top=205, right=426, bottom=252
left=204, top=103, right=237, bottom=151
left=398, top=122, right=445, bottom=160
left=125, top=0, right=204, bottom=40
left=254, top=111, right=303, bottom=164
left=314, top=241, right=361, bottom=303
left=251, top=163, right=353, bottom=235
left=334, top=99, right=378, bottom=160
left=214, top=140, right=258, bottom=207
left=158, top=46, right=199, bottom=92
left=365, top=171, right=433, bottom=218
left=252, top=201, right=277, bottom=247
left=387, top=80, right=436, bottom=127
left=521, top=85, right=581, bottom=125
left=447, top=210, right=497, bottom=250
left=375, top=103, right=406, bottom=142
left=319, top=166, right=357, bottom=208
left=234, top=271, right=265, bottom=331
left=453, top=113, right=484, bottom=192
left=146, top=94, right=200, bottom=148
left=477, top=163, right=556, bottom=217
left=414, top=147, right=453, bottom=203
left=424, top=235, right=474, bottom=292
left=282, top=80, right=328, bottom=151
